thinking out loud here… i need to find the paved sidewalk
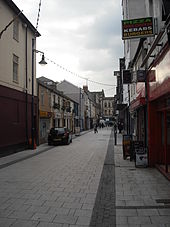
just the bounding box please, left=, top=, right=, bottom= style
left=0, top=131, right=90, bottom=169
left=115, top=133, right=170, bottom=227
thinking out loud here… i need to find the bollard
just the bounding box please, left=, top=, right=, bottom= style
left=114, top=131, right=117, bottom=145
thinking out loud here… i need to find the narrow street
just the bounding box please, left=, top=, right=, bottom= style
left=0, top=128, right=113, bottom=227
left=0, top=129, right=170, bottom=227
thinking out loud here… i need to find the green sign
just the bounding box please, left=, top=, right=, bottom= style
left=122, top=17, right=154, bottom=40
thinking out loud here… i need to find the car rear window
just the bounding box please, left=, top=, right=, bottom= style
left=50, top=128, right=65, bottom=134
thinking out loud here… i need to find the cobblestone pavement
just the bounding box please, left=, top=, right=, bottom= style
left=0, top=130, right=170, bottom=227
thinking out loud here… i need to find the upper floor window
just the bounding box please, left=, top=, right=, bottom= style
left=108, top=102, right=110, bottom=108
left=13, top=19, right=19, bottom=41
left=104, top=102, right=107, bottom=108
left=41, top=92, right=44, bottom=106
left=58, top=96, right=60, bottom=105
left=53, top=94, right=56, bottom=104
left=49, top=94, right=51, bottom=107
left=13, top=54, right=19, bottom=83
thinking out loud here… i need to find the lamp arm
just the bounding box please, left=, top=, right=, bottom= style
left=33, top=49, right=44, bottom=55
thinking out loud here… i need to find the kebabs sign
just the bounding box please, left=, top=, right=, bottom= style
left=122, top=17, right=154, bottom=40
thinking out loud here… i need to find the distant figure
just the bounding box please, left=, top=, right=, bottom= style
left=94, top=124, right=98, bottom=133
left=118, top=121, right=123, bottom=133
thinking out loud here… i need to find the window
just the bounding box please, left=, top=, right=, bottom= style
left=108, top=102, right=110, bottom=108
left=41, top=92, right=44, bottom=106
left=13, top=54, right=19, bottom=82
left=104, top=102, right=107, bottom=108
left=13, top=19, right=19, bottom=41
left=105, top=110, right=107, bottom=115
left=49, top=94, right=51, bottom=107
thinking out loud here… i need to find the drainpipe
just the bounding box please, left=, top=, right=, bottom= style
left=25, top=24, right=28, bottom=146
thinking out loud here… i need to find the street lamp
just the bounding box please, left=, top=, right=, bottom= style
left=31, top=38, right=47, bottom=149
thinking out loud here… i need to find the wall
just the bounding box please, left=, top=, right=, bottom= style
left=0, top=0, right=37, bottom=96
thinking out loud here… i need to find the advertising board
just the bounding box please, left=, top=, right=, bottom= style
left=134, top=141, right=148, bottom=167
left=122, top=17, right=154, bottom=40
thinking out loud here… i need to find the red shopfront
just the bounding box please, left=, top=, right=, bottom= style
left=148, top=43, right=170, bottom=176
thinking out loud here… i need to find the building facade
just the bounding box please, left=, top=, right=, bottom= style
left=0, top=0, right=40, bottom=154
left=121, top=0, right=170, bottom=177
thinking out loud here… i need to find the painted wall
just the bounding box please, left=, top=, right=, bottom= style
left=0, top=0, right=37, bottom=96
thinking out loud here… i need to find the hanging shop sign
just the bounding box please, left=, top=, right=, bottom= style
left=114, top=71, right=120, bottom=77
left=123, top=70, right=132, bottom=84
left=122, top=17, right=154, bottom=40
left=137, top=70, right=146, bottom=82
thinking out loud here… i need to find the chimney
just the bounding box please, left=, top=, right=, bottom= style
left=83, top=85, right=88, bottom=92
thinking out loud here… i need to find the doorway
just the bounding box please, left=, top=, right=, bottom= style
left=160, top=110, right=170, bottom=173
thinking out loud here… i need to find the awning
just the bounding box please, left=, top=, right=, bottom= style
left=130, top=97, right=146, bottom=112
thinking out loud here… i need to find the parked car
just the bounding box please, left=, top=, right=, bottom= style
left=48, top=127, right=72, bottom=145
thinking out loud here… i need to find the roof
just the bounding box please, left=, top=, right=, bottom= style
left=3, top=0, right=41, bottom=37
left=37, top=78, right=78, bottom=104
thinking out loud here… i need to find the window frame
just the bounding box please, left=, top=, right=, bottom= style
left=13, top=18, right=19, bottom=42
left=13, top=54, right=19, bottom=83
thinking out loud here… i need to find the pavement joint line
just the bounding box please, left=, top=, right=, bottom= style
left=116, top=205, right=170, bottom=209
left=89, top=130, right=116, bottom=227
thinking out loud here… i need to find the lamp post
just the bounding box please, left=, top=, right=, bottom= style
left=31, top=38, right=47, bottom=149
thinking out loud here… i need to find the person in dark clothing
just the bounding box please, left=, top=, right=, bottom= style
left=94, top=124, right=98, bottom=133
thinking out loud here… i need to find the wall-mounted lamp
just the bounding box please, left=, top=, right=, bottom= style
left=34, top=49, right=47, bottom=65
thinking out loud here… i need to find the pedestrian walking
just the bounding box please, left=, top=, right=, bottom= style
left=94, top=124, right=98, bottom=133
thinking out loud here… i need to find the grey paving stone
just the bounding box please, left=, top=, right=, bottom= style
left=53, top=215, right=78, bottom=224
left=74, top=209, right=92, bottom=217
left=37, top=222, right=62, bottom=227
left=9, top=211, right=35, bottom=220
left=26, top=205, right=50, bottom=214
left=128, top=216, right=151, bottom=225
left=137, top=209, right=159, bottom=216
left=76, top=216, right=91, bottom=225
left=11, top=220, right=39, bottom=227
left=62, top=202, right=82, bottom=209
left=116, top=209, right=137, bottom=216
left=150, top=216, right=170, bottom=224
left=47, top=207, right=70, bottom=215
left=158, top=209, right=170, bottom=216
left=116, top=216, right=128, bottom=225
left=24, top=199, right=45, bottom=206
left=31, top=212, right=56, bottom=222
left=0, top=217, right=16, bottom=227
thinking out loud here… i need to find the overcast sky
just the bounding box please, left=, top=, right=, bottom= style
left=13, top=0, right=123, bottom=96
